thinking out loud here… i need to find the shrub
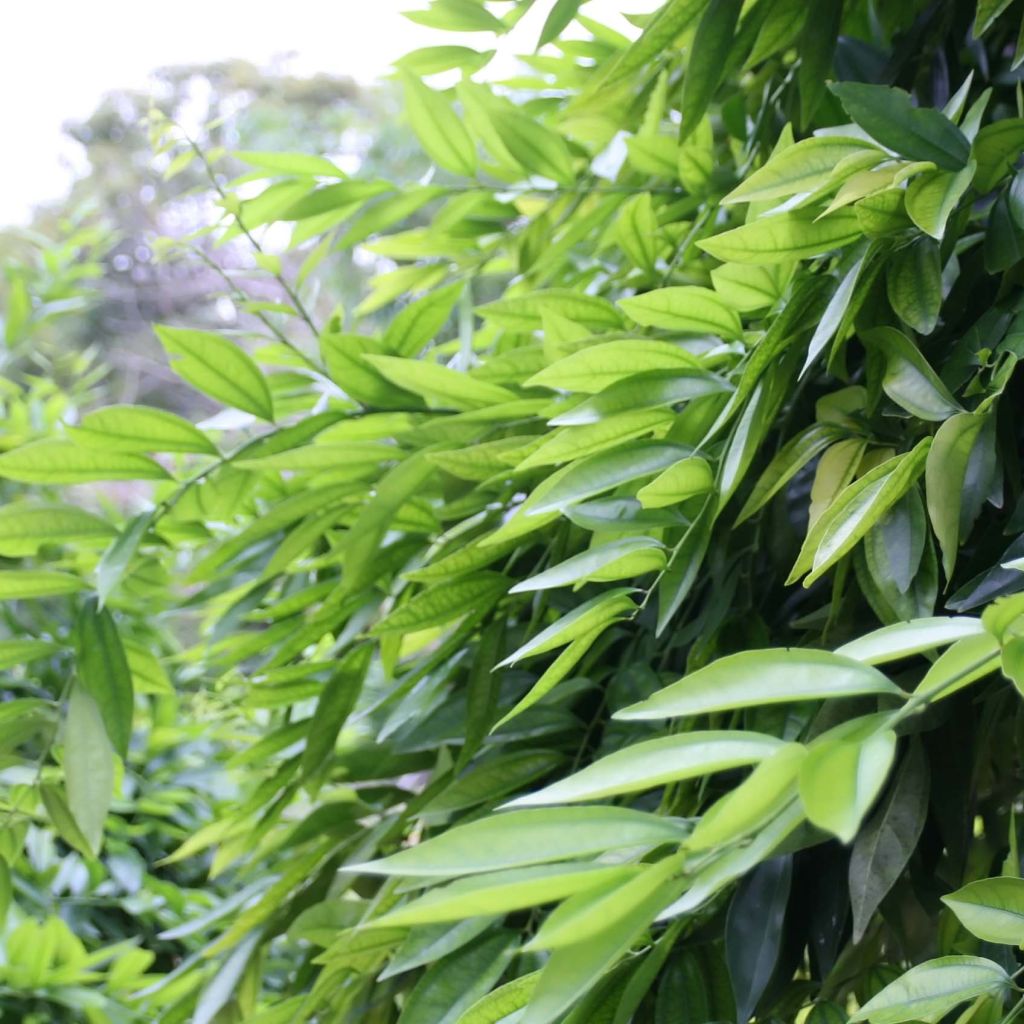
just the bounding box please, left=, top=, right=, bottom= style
left=5, top=1, right=1024, bottom=1021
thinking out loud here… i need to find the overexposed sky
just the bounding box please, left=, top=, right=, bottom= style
left=2, top=0, right=653, bottom=227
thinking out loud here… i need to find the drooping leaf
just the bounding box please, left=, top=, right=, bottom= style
left=616, top=649, right=901, bottom=720
left=354, top=807, right=689, bottom=876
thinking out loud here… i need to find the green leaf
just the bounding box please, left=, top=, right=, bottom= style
left=801, top=252, right=866, bottom=375
left=850, top=957, right=1011, bottom=1024
left=0, top=639, right=60, bottom=671
left=849, top=740, right=929, bottom=942
left=72, top=404, right=219, bottom=454
left=548, top=370, right=731, bottom=426
left=526, top=442, right=693, bottom=515
left=155, top=325, right=274, bottom=421
left=943, top=877, right=1024, bottom=945
left=736, top=424, right=842, bottom=523
left=97, top=511, right=153, bottom=606
left=527, top=339, right=700, bottom=394
left=864, top=326, right=961, bottom=421
left=0, top=570, right=85, bottom=599
left=234, top=150, right=345, bottom=177
left=455, top=972, right=540, bottom=1024
left=679, top=0, right=742, bottom=140
left=710, top=262, right=791, bottom=311
left=616, top=649, right=901, bottom=720
left=398, top=70, right=477, bottom=177
left=974, top=0, right=1016, bottom=37
left=74, top=599, right=134, bottom=758
left=636, top=456, right=714, bottom=508
left=520, top=858, right=684, bottom=1024
left=372, top=574, right=509, bottom=634
left=509, top=538, right=665, bottom=593
left=478, top=290, right=623, bottom=332
left=397, top=931, right=516, bottom=1024
left=355, top=807, right=689, bottom=876
left=687, top=744, right=807, bottom=852
left=518, top=411, right=675, bottom=470
left=724, top=138, right=878, bottom=205
left=698, top=209, right=862, bottom=265
left=0, top=441, right=169, bottom=484
left=887, top=238, right=942, bottom=334
left=905, top=163, right=976, bottom=239
left=491, top=107, right=575, bottom=185
left=912, top=632, right=1001, bottom=705
left=926, top=412, right=991, bottom=579
left=527, top=856, right=681, bottom=951
left=506, top=731, right=783, bottom=806
left=725, top=855, right=792, bottom=1024
left=836, top=617, right=986, bottom=665
left=497, top=589, right=636, bottom=666
left=366, top=355, right=516, bottom=410
left=799, top=729, right=897, bottom=843
left=618, top=286, right=742, bottom=338
left=395, top=45, right=496, bottom=75
left=615, top=193, right=660, bottom=276
left=0, top=504, right=116, bottom=556
left=63, top=683, right=115, bottom=857
left=789, top=440, right=932, bottom=587
left=384, top=282, right=463, bottom=357
left=492, top=629, right=602, bottom=728
left=301, top=650, right=370, bottom=780
left=377, top=863, right=639, bottom=927
left=828, top=83, right=970, bottom=170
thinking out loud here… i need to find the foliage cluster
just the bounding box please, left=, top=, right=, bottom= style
left=6, top=0, right=1024, bottom=1022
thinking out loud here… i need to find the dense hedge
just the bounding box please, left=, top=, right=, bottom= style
left=6, top=0, right=1024, bottom=1021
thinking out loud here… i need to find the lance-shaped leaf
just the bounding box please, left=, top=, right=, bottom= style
left=353, top=806, right=689, bottom=876
left=366, top=355, right=516, bottom=410
left=618, top=286, right=742, bottom=339
left=525, top=443, right=693, bottom=515
left=398, top=70, right=477, bottom=177
left=616, top=649, right=901, bottom=720
left=0, top=441, right=169, bottom=484
left=799, top=729, right=897, bottom=843
left=911, top=632, right=1000, bottom=705
left=788, top=439, right=932, bottom=587
left=74, top=599, right=134, bottom=758
left=0, top=505, right=115, bottom=557
left=496, top=589, right=636, bottom=666
left=886, top=238, right=942, bottom=335
left=687, top=744, right=807, bottom=851
left=942, top=877, right=1024, bottom=945
left=64, top=683, right=115, bottom=858
left=698, top=209, right=862, bottom=265
left=376, top=863, right=641, bottom=927
left=371, top=573, right=509, bottom=634
left=519, top=859, right=685, bottom=1024
left=849, top=957, right=1011, bottom=1024
left=829, top=82, right=971, bottom=170
left=679, top=0, right=741, bottom=139
left=723, top=137, right=880, bottom=205
left=455, top=972, right=539, bottom=1024
left=526, top=339, right=700, bottom=394
left=636, top=456, right=714, bottom=508
left=0, top=570, right=85, bottom=599
left=548, top=371, right=731, bottom=426
left=156, top=325, right=274, bottom=421
left=905, top=163, right=976, bottom=239
left=849, top=741, right=929, bottom=941
left=72, top=405, right=218, bottom=454
left=509, top=538, right=665, bottom=593
left=504, top=731, right=784, bottom=806
left=836, top=617, right=986, bottom=665
left=863, top=327, right=960, bottom=421
left=926, top=412, right=992, bottom=579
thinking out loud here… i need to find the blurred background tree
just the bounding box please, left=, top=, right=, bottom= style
left=0, top=60, right=430, bottom=414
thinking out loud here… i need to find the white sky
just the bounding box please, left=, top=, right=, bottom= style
left=2, top=0, right=653, bottom=227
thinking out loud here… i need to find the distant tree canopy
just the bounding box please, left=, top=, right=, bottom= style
left=4, top=2, right=1024, bottom=1023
